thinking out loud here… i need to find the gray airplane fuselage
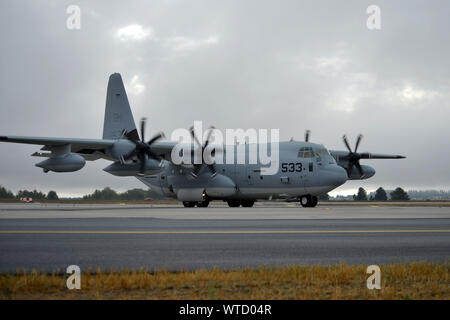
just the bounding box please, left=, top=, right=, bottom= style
left=137, top=141, right=349, bottom=201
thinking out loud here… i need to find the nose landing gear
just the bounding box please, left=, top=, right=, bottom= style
left=300, top=195, right=318, bottom=208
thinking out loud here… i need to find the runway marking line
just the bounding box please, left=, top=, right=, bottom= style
left=0, top=230, right=449, bottom=235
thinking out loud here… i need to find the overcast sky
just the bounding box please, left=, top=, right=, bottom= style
left=0, top=0, right=449, bottom=197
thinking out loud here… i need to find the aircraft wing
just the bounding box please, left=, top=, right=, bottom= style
left=329, top=150, right=406, bottom=160
left=148, top=141, right=179, bottom=160
left=0, top=135, right=116, bottom=161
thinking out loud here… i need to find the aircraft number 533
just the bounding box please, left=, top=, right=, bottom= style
left=281, top=163, right=303, bottom=173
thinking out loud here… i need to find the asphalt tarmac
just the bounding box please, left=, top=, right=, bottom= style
left=0, top=203, right=449, bottom=272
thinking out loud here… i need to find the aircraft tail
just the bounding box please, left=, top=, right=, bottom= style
left=102, top=73, right=139, bottom=141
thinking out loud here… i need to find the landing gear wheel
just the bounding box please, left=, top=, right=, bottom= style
left=227, top=200, right=241, bottom=207
left=183, top=201, right=196, bottom=208
left=241, top=200, right=255, bottom=207
left=197, top=199, right=210, bottom=207
left=300, top=195, right=318, bottom=208
left=310, top=196, right=318, bottom=207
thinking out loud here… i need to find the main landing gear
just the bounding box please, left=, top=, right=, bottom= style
left=226, top=200, right=255, bottom=207
left=300, top=195, right=318, bottom=208
left=183, top=199, right=210, bottom=208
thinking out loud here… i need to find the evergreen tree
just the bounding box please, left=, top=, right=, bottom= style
left=17, top=189, right=46, bottom=200
left=390, top=187, right=410, bottom=201
left=0, top=185, right=15, bottom=199
left=354, top=187, right=368, bottom=201
left=47, top=190, right=59, bottom=200
left=374, top=187, right=388, bottom=201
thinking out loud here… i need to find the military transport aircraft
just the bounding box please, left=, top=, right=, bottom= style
left=0, top=73, right=405, bottom=208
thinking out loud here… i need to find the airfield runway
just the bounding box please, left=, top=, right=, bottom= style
left=0, top=203, right=449, bottom=272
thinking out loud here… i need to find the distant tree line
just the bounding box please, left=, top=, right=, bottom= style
left=0, top=185, right=164, bottom=201
left=319, top=186, right=413, bottom=201
left=83, top=187, right=163, bottom=201
left=0, top=185, right=59, bottom=200
left=353, top=187, right=410, bottom=201
left=407, top=190, right=450, bottom=200
left=0, top=185, right=445, bottom=202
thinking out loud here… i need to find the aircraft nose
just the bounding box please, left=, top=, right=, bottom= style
left=331, top=165, right=348, bottom=186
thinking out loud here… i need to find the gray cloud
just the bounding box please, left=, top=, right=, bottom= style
left=0, top=0, right=449, bottom=196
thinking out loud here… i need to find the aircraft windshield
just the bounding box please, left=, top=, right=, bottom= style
left=314, top=147, right=336, bottom=165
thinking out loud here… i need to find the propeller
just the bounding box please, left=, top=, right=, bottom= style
left=342, top=134, right=367, bottom=177
left=123, top=117, right=165, bottom=175
left=189, top=125, right=217, bottom=177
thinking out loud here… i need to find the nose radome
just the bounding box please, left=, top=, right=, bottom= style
left=333, top=166, right=348, bottom=186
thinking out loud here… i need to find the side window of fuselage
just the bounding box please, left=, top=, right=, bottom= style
left=297, top=147, right=314, bottom=158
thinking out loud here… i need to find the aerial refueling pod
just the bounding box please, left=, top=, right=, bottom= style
left=35, top=153, right=86, bottom=173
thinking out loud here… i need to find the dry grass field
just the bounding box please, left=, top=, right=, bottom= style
left=1, top=262, right=448, bottom=300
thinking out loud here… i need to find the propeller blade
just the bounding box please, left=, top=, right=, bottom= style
left=355, top=134, right=363, bottom=153
left=346, top=162, right=354, bottom=176
left=140, top=118, right=147, bottom=142
left=305, top=130, right=310, bottom=142
left=147, top=132, right=165, bottom=146
left=342, top=135, right=353, bottom=153
left=342, top=134, right=353, bottom=153
left=192, top=164, right=202, bottom=176
left=188, top=124, right=219, bottom=179
left=139, top=153, right=146, bottom=174
left=189, top=126, right=202, bottom=147
left=355, top=161, right=364, bottom=176
left=146, top=150, right=162, bottom=161
left=203, top=126, right=215, bottom=148
left=207, top=164, right=216, bottom=175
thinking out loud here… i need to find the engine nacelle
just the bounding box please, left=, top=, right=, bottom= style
left=205, top=174, right=237, bottom=198
left=177, top=188, right=206, bottom=202
left=347, top=165, right=376, bottom=180
left=175, top=174, right=237, bottom=201
left=35, top=153, right=86, bottom=173
left=103, top=160, right=162, bottom=177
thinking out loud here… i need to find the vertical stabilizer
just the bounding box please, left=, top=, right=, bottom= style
left=102, top=73, right=139, bottom=141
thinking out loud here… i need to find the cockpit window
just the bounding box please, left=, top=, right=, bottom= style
left=298, top=146, right=336, bottom=164
left=314, top=147, right=336, bottom=164
left=297, top=147, right=314, bottom=158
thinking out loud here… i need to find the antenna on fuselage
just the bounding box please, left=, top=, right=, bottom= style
left=305, top=130, right=311, bottom=142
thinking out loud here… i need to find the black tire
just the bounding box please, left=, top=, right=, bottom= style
left=227, top=200, right=241, bottom=207
left=310, top=196, right=318, bottom=207
left=300, top=195, right=318, bottom=208
left=183, top=201, right=196, bottom=207
left=241, top=200, right=255, bottom=207
left=197, top=200, right=210, bottom=207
